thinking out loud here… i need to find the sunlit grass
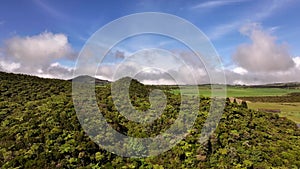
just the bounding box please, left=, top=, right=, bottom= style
left=248, top=102, right=300, bottom=124
left=170, top=86, right=300, bottom=124
left=170, top=85, right=300, bottom=97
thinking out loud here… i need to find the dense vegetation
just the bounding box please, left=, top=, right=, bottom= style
left=0, top=72, right=300, bottom=168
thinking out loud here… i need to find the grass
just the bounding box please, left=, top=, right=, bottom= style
left=170, top=86, right=300, bottom=124
left=170, top=85, right=300, bottom=97
left=248, top=102, right=300, bottom=124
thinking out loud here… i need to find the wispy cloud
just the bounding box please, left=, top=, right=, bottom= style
left=207, top=0, right=289, bottom=40
left=0, top=20, right=4, bottom=25
left=32, top=0, right=69, bottom=20
left=191, top=0, right=245, bottom=9
left=268, top=26, right=280, bottom=33
left=208, top=21, right=241, bottom=40
left=253, top=0, right=284, bottom=20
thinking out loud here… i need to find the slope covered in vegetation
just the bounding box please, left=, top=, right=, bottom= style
left=0, top=72, right=299, bottom=168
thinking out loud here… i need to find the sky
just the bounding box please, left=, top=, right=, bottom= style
left=0, top=0, right=300, bottom=84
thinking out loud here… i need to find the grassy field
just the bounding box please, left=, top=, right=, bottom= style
left=248, top=102, right=300, bottom=124
left=170, top=85, right=300, bottom=124
left=170, top=85, right=300, bottom=97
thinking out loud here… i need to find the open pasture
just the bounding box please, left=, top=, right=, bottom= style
left=170, top=85, right=300, bottom=97
left=169, top=85, right=300, bottom=124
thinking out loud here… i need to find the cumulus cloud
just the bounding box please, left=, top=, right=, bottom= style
left=233, top=23, right=295, bottom=72
left=5, top=32, right=73, bottom=66
left=224, top=56, right=300, bottom=85
left=0, top=32, right=75, bottom=79
left=226, top=23, right=300, bottom=85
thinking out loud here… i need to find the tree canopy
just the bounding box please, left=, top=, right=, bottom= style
left=0, top=72, right=299, bottom=168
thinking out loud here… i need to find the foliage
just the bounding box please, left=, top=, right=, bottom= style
left=0, top=72, right=299, bottom=168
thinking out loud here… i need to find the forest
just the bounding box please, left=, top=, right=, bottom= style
left=0, top=71, right=300, bottom=168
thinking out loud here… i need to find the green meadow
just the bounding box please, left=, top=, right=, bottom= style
left=170, top=85, right=300, bottom=124
left=170, top=85, right=300, bottom=97
left=247, top=102, right=300, bottom=124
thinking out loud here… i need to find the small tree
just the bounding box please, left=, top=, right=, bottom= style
left=226, top=98, right=231, bottom=106
left=233, top=98, right=237, bottom=104
left=241, top=100, right=248, bottom=109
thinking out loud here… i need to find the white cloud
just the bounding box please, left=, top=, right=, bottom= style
left=224, top=58, right=300, bottom=85
left=5, top=32, right=73, bottom=68
left=232, top=67, right=248, bottom=75
left=0, top=28, right=298, bottom=85
left=37, top=69, right=43, bottom=73
left=46, top=62, right=74, bottom=79
left=93, top=49, right=210, bottom=85
left=141, top=79, right=176, bottom=85
left=96, top=63, right=208, bottom=85
left=233, top=23, right=295, bottom=72
left=293, top=57, right=300, bottom=68
left=0, top=32, right=75, bottom=79
left=0, top=58, right=20, bottom=72
left=16, top=62, right=75, bottom=80
left=96, top=64, right=116, bottom=78
left=224, top=23, right=300, bottom=85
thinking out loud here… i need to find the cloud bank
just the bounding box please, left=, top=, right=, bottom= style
left=0, top=26, right=299, bottom=85
left=96, top=49, right=209, bottom=85
left=0, top=32, right=74, bottom=79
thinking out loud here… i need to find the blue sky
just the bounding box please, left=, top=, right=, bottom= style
left=0, top=0, right=300, bottom=84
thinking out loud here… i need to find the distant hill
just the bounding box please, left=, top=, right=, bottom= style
left=112, top=76, right=144, bottom=88
left=247, top=82, right=300, bottom=88
left=71, top=75, right=143, bottom=86
left=70, top=75, right=110, bottom=85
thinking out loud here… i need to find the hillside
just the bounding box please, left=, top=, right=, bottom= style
left=70, top=75, right=110, bottom=85
left=0, top=71, right=300, bottom=168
